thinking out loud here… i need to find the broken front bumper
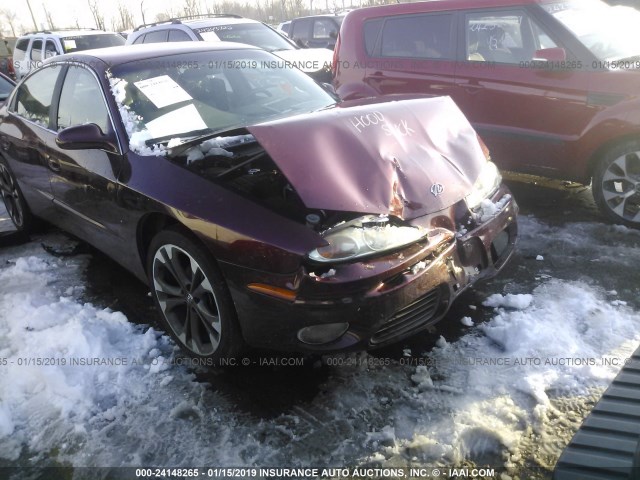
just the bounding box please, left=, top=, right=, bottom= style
left=224, top=185, right=518, bottom=353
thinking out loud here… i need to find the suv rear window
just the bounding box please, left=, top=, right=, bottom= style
left=61, top=34, right=124, bottom=53
left=379, top=14, right=454, bottom=60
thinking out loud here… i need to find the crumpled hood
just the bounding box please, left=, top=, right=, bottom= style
left=272, top=48, right=332, bottom=73
left=247, top=96, right=487, bottom=220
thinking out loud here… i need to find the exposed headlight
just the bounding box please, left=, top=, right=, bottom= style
left=308, top=215, right=427, bottom=263
left=466, top=161, right=502, bottom=209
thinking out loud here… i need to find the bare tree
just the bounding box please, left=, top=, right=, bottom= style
left=88, top=0, right=106, bottom=30
left=43, top=5, right=55, bottom=30
left=0, top=8, right=19, bottom=36
left=112, top=3, right=135, bottom=31
left=182, top=0, right=201, bottom=18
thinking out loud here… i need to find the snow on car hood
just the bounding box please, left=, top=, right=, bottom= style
left=272, top=47, right=332, bottom=73
left=248, top=96, right=487, bottom=220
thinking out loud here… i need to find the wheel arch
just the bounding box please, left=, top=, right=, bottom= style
left=587, top=133, right=640, bottom=180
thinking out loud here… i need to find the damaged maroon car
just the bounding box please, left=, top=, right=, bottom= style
left=0, top=43, right=517, bottom=362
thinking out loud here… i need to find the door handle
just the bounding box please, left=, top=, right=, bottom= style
left=46, top=155, right=61, bottom=172
left=462, top=85, right=482, bottom=95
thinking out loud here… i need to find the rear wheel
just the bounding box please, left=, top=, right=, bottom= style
left=593, top=140, right=640, bottom=228
left=147, top=228, right=244, bottom=363
left=0, top=158, right=33, bottom=233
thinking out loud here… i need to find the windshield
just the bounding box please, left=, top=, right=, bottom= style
left=108, top=50, right=336, bottom=155
left=543, top=0, right=640, bottom=61
left=196, top=23, right=295, bottom=52
left=62, top=34, right=125, bottom=53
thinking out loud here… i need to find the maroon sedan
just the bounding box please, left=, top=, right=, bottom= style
left=0, top=43, right=517, bottom=362
left=334, top=0, right=640, bottom=227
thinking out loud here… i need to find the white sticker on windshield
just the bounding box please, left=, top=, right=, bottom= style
left=134, top=75, right=192, bottom=109
left=63, top=39, right=77, bottom=50
left=145, top=104, right=207, bottom=139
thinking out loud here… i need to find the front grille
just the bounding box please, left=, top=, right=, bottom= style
left=370, top=287, right=443, bottom=345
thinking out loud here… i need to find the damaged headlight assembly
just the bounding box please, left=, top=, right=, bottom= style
left=308, top=215, right=428, bottom=263
left=465, top=161, right=502, bottom=210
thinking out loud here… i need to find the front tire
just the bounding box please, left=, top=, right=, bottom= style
left=593, top=140, right=640, bottom=228
left=147, top=228, right=244, bottom=363
left=0, top=158, right=34, bottom=234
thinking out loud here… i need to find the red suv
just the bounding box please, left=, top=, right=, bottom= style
left=334, top=0, right=640, bottom=227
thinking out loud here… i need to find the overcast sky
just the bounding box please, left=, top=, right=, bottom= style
left=2, top=0, right=197, bottom=36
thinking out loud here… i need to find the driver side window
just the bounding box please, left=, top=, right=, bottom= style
left=57, top=67, right=110, bottom=133
left=466, top=10, right=559, bottom=63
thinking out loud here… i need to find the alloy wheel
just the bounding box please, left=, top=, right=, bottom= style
left=152, top=244, right=222, bottom=356
left=0, top=163, right=24, bottom=229
left=598, top=151, right=640, bottom=224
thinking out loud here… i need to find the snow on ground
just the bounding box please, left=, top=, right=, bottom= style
left=0, top=215, right=639, bottom=478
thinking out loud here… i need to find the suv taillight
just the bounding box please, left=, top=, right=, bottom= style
left=8, top=58, right=14, bottom=77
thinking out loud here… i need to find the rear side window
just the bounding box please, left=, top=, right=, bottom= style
left=168, top=30, right=192, bottom=42
left=379, top=14, right=454, bottom=60
left=132, top=34, right=145, bottom=44
left=142, top=30, right=169, bottom=44
left=13, top=66, right=60, bottom=128
left=363, top=19, right=384, bottom=55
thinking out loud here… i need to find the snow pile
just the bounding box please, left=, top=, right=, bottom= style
left=0, top=215, right=639, bottom=474
left=183, top=134, right=256, bottom=164
left=108, top=76, right=166, bottom=157
left=0, top=244, right=179, bottom=463
left=475, top=194, right=512, bottom=223
left=460, top=316, right=474, bottom=327
left=395, top=279, right=640, bottom=471
left=483, top=293, right=533, bottom=310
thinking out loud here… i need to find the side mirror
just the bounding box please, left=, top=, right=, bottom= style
left=532, top=47, right=566, bottom=62
left=56, top=123, right=118, bottom=152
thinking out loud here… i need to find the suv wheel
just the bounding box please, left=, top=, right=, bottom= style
left=148, top=228, right=244, bottom=363
left=0, top=158, right=33, bottom=233
left=593, top=140, right=640, bottom=228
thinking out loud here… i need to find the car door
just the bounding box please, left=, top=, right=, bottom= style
left=363, top=12, right=458, bottom=99
left=43, top=38, right=60, bottom=59
left=47, top=64, right=128, bottom=245
left=0, top=65, right=61, bottom=217
left=453, top=7, right=592, bottom=178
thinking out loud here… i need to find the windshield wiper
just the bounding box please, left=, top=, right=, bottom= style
left=165, top=126, right=252, bottom=157
left=144, top=128, right=213, bottom=147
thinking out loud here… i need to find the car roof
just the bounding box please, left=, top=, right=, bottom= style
left=294, top=13, right=347, bottom=19
left=46, top=42, right=260, bottom=70
left=350, top=0, right=555, bottom=16
left=133, top=15, right=262, bottom=33
left=21, top=30, right=117, bottom=38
